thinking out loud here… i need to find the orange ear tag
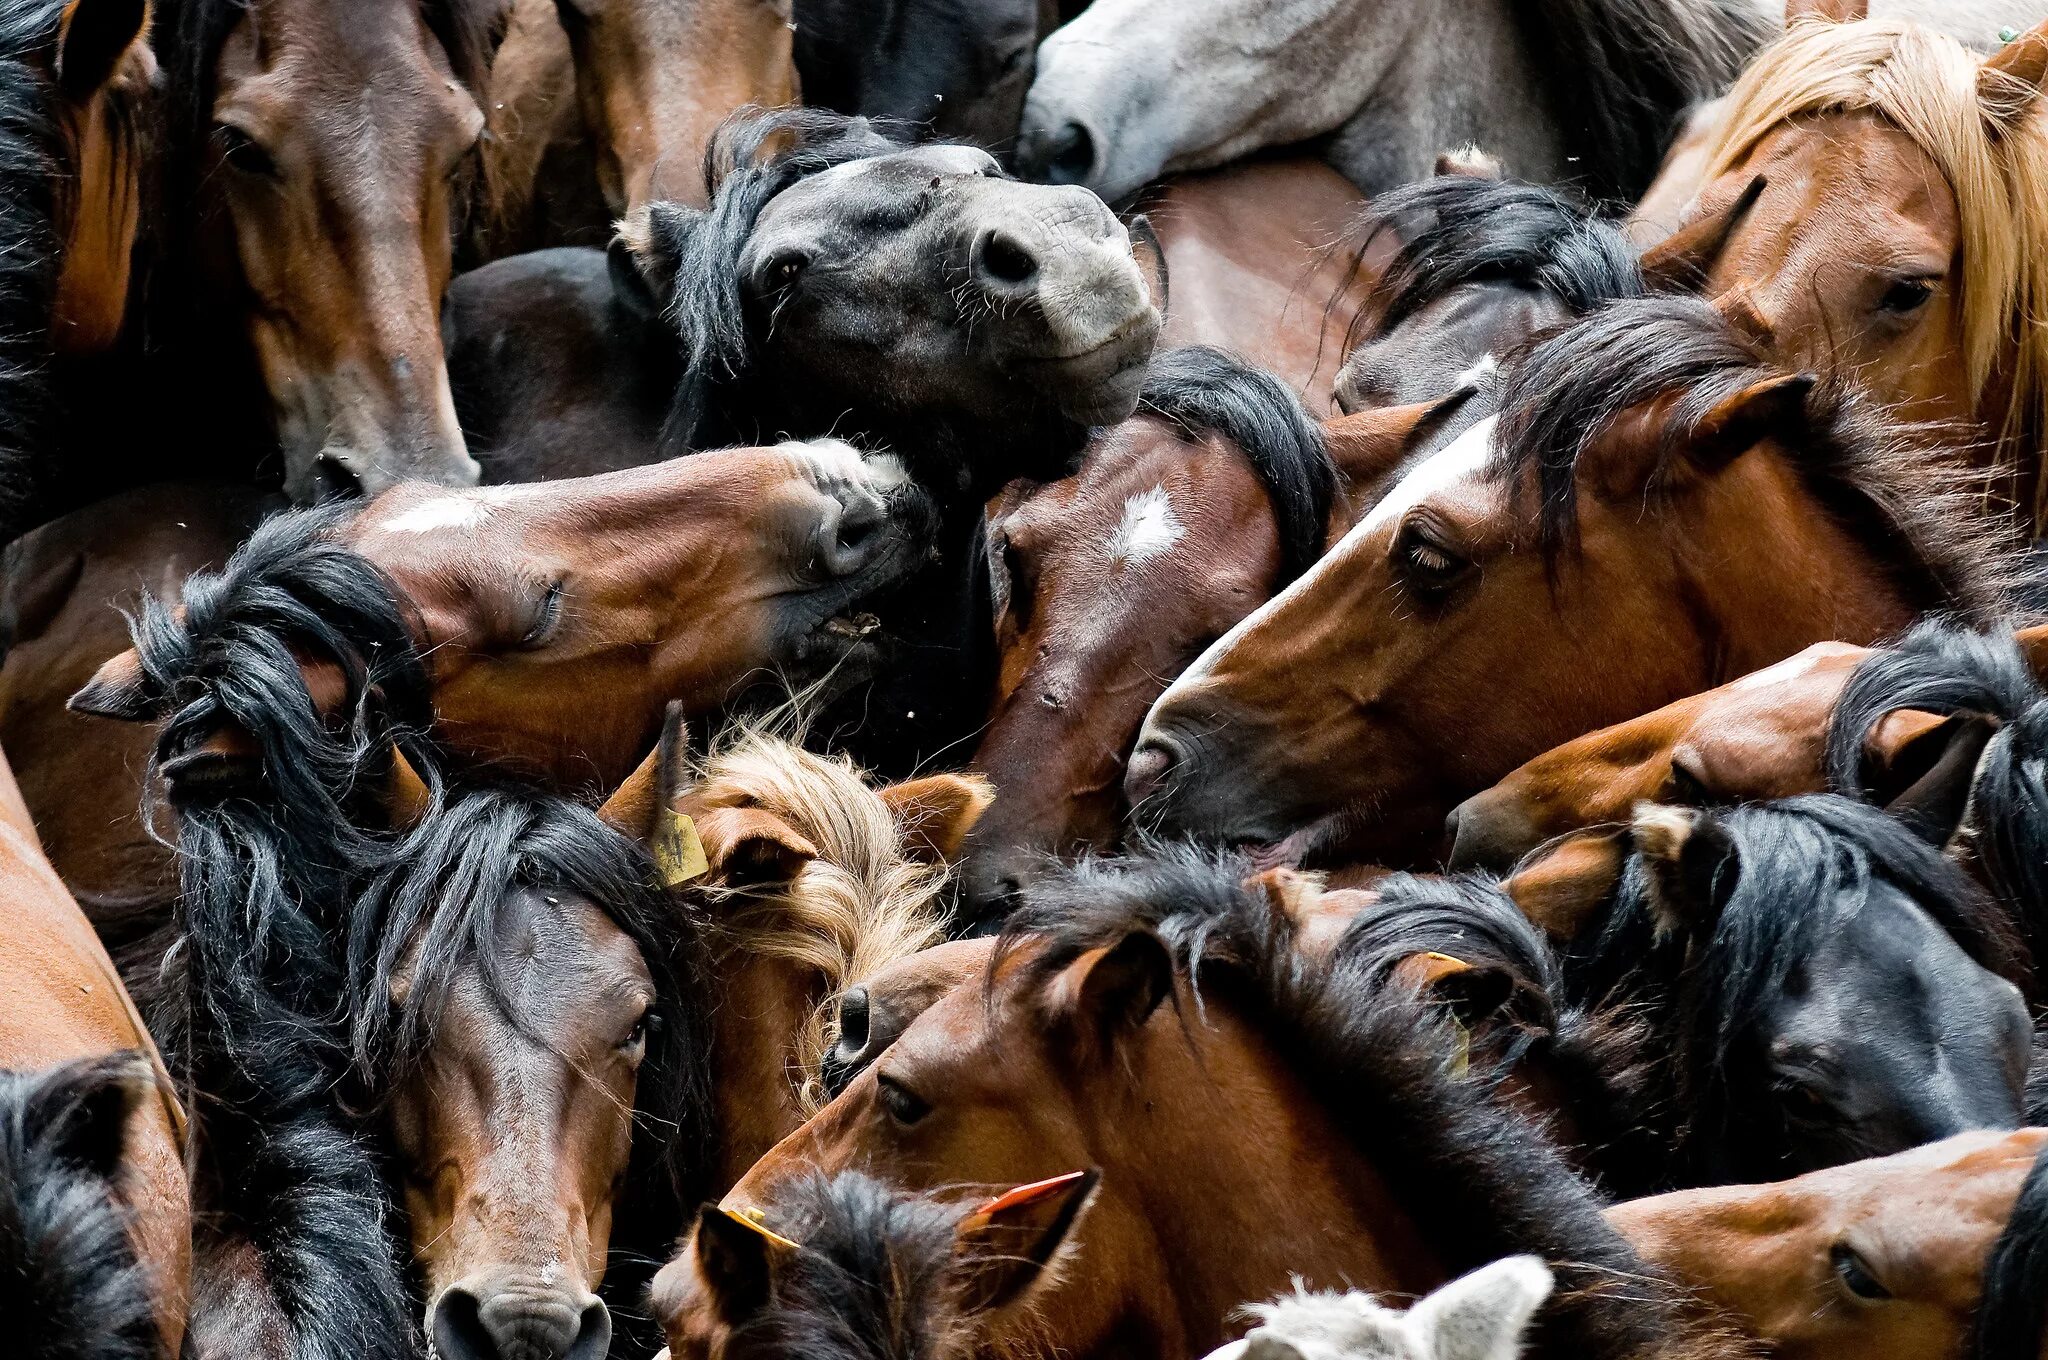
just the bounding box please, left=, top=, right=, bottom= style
left=720, top=1205, right=802, bottom=1251
left=656, top=808, right=710, bottom=887
left=966, top=1170, right=1093, bottom=1227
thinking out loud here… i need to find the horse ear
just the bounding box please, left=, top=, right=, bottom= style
left=1784, top=0, right=1867, bottom=24
left=693, top=1204, right=796, bottom=1327
left=1389, top=951, right=1520, bottom=1032
left=1631, top=803, right=1740, bottom=940
left=1639, top=175, right=1764, bottom=293
left=68, top=648, right=158, bottom=722
left=614, top=203, right=698, bottom=314
left=1503, top=828, right=1628, bottom=942
left=1982, top=18, right=2048, bottom=113
left=689, top=806, right=820, bottom=887
left=1680, top=372, right=1815, bottom=475
left=23, top=1052, right=149, bottom=1183
left=1863, top=709, right=1998, bottom=847
left=56, top=0, right=147, bottom=102
left=1324, top=387, right=1476, bottom=507
left=1053, top=931, right=1173, bottom=1046
left=384, top=747, right=436, bottom=831
left=1126, top=213, right=1170, bottom=318
left=1408, top=1256, right=1554, bottom=1360
left=953, top=1169, right=1099, bottom=1316
left=1434, top=145, right=1504, bottom=180
left=597, top=701, right=691, bottom=842
left=879, top=773, right=995, bottom=865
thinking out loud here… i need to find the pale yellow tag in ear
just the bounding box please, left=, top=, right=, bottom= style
left=656, top=808, right=709, bottom=886
left=1447, top=1016, right=1471, bottom=1080
left=723, top=1205, right=802, bottom=1251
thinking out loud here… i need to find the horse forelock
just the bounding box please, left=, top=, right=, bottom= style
left=1698, top=16, right=2048, bottom=515
left=0, top=0, right=67, bottom=543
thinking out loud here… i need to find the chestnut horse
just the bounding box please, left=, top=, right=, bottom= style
left=1129, top=295, right=2007, bottom=867
left=1610, top=1128, right=2048, bottom=1360
left=150, top=0, right=496, bottom=500
left=962, top=347, right=1334, bottom=922
left=1664, top=8, right=2048, bottom=524
left=0, top=745, right=189, bottom=1358
left=659, top=851, right=1735, bottom=1360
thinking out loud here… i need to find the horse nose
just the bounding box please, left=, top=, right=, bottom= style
left=1020, top=121, right=1096, bottom=186
left=1124, top=734, right=1184, bottom=811
left=971, top=228, right=1042, bottom=299
left=820, top=986, right=874, bottom=1097
left=1444, top=791, right=1539, bottom=873
left=432, top=1285, right=611, bottom=1360
left=823, top=488, right=890, bottom=576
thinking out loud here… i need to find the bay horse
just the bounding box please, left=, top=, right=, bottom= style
left=1609, top=1128, right=2048, bottom=1360
left=1128, top=295, right=2007, bottom=867
left=0, top=745, right=189, bottom=1358
left=961, top=347, right=1334, bottom=923
left=660, top=849, right=1737, bottom=1360
left=1661, top=7, right=2048, bottom=525
left=1014, top=0, right=1767, bottom=202
left=149, top=0, right=498, bottom=500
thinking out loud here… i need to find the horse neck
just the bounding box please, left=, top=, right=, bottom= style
left=1057, top=1001, right=1447, bottom=1354
left=1674, top=447, right=1927, bottom=681
left=706, top=940, right=817, bottom=1192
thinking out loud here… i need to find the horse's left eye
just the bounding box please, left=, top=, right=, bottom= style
left=763, top=251, right=809, bottom=290
left=1831, top=1244, right=1891, bottom=1301
left=877, top=1075, right=931, bottom=1126
left=1877, top=277, right=1934, bottom=315
left=1393, top=521, right=1472, bottom=597
left=621, top=1010, right=658, bottom=1053
left=519, top=580, right=565, bottom=649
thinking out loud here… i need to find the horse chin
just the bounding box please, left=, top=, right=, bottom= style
left=786, top=612, right=895, bottom=698
left=1012, top=310, right=1162, bottom=428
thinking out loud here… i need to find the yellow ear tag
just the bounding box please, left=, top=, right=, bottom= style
left=1446, top=1015, right=1471, bottom=1080
left=656, top=807, right=709, bottom=887
left=721, top=1205, right=802, bottom=1252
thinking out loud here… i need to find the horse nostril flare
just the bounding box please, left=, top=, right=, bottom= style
left=974, top=230, right=1039, bottom=291
left=567, top=1300, right=611, bottom=1360
left=431, top=1288, right=491, bottom=1360
left=837, top=986, right=871, bottom=1051
left=1125, top=738, right=1179, bottom=806
left=1045, top=121, right=1095, bottom=184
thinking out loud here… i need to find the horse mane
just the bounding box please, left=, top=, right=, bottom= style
left=122, top=504, right=432, bottom=1360
left=1496, top=294, right=2012, bottom=624
left=1516, top=0, right=1768, bottom=201
left=998, top=846, right=1736, bottom=1360
left=621, top=106, right=908, bottom=454
left=689, top=722, right=951, bottom=1116
left=1697, top=16, right=2048, bottom=512
left=1343, top=175, right=1644, bottom=347
left=0, top=0, right=65, bottom=545
left=1969, top=1138, right=2048, bottom=1360
left=1134, top=346, right=1335, bottom=586
left=347, top=784, right=718, bottom=1285
left=0, top=1053, right=161, bottom=1360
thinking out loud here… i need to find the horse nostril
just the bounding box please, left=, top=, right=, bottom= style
left=309, top=451, right=365, bottom=504
left=433, top=1284, right=609, bottom=1360
left=431, top=1288, right=491, bottom=1360
left=837, top=986, right=871, bottom=1051
left=1124, top=737, right=1181, bottom=808
left=1044, top=121, right=1095, bottom=185
left=973, top=229, right=1040, bottom=293
left=566, top=1300, right=611, bottom=1360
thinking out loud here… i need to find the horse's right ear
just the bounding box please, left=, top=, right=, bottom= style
left=55, top=0, right=147, bottom=102
left=1631, top=803, right=1739, bottom=940
left=1861, top=708, right=1998, bottom=847
left=1051, top=931, right=1173, bottom=1049
left=1323, top=386, right=1476, bottom=521
left=1982, top=17, right=2048, bottom=115
left=953, top=1169, right=1099, bottom=1315
left=614, top=202, right=699, bottom=316
left=1784, top=0, right=1867, bottom=24
left=1407, top=1256, right=1553, bottom=1360
left=1503, top=827, right=1628, bottom=941
left=693, top=1204, right=796, bottom=1327
left=68, top=648, right=156, bottom=722
left=21, top=1052, right=149, bottom=1183
left=597, top=701, right=691, bottom=843
left=1639, top=174, right=1764, bottom=293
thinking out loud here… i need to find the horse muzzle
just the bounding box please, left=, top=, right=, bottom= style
left=431, top=1277, right=610, bottom=1360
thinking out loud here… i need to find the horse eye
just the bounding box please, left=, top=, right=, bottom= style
left=1831, top=1244, right=1891, bottom=1300
left=877, top=1075, right=931, bottom=1126
left=763, top=251, right=809, bottom=290
left=519, top=580, right=565, bottom=650
left=215, top=124, right=278, bottom=178
left=1877, top=278, right=1934, bottom=315
left=621, top=1009, right=656, bottom=1053
left=1394, top=522, right=1471, bottom=596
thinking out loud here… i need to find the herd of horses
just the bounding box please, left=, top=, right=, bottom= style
left=21, top=0, right=2048, bottom=1357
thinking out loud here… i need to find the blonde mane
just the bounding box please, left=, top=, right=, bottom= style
left=1697, top=16, right=2048, bottom=518
left=692, top=723, right=953, bottom=1115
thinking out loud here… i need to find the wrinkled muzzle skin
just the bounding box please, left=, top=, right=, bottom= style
left=206, top=0, right=483, bottom=500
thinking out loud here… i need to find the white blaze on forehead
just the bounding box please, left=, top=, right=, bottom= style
left=1138, top=414, right=1501, bottom=728
left=379, top=495, right=492, bottom=534
left=1727, top=639, right=1865, bottom=691
left=1107, top=484, right=1184, bottom=566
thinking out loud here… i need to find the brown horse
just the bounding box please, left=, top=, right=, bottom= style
left=1610, top=1128, right=2048, bottom=1360
left=0, top=745, right=189, bottom=1357
left=1127, top=295, right=2007, bottom=867
left=658, top=851, right=1737, bottom=1360
left=1657, top=6, right=2048, bottom=524
left=155, top=0, right=497, bottom=499
left=961, top=347, right=1333, bottom=921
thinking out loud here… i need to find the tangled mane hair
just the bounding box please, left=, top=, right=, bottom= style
left=1970, top=1137, right=2048, bottom=1360
left=119, top=504, right=435, bottom=1360
left=0, top=0, right=65, bottom=544
left=1695, top=15, right=2048, bottom=518
left=0, top=1053, right=160, bottom=1360
left=1134, top=346, right=1335, bottom=586
left=995, top=846, right=1735, bottom=1360
left=687, top=722, right=954, bottom=1115
left=1573, top=795, right=2027, bottom=1183
left=617, top=106, right=906, bottom=455
left=1496, top=294, right=2011, bottom=623
left=346, top=785, right=717, bottom=1299
left=1340, top=174, right=1644, bottom=353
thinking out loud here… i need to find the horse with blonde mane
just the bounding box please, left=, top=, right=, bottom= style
left=1653, top=3, right=2048, bottom=525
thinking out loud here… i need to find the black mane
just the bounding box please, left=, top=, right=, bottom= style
left=1135, top=346, right=1335, bottom=586
left=1496, top=295, right=2011, bottom=622
left=1519, top=0, right=1768, bottom=201
left=1348, top=175, right=1643, bottom=343
left=1970, top=1138, right=2048, bottom=1360
left=998, top=846, right=1726, bottom=1360
left=0, top=0, right=65, bottom=545
left=347, top=785, right=717, bottom=1311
